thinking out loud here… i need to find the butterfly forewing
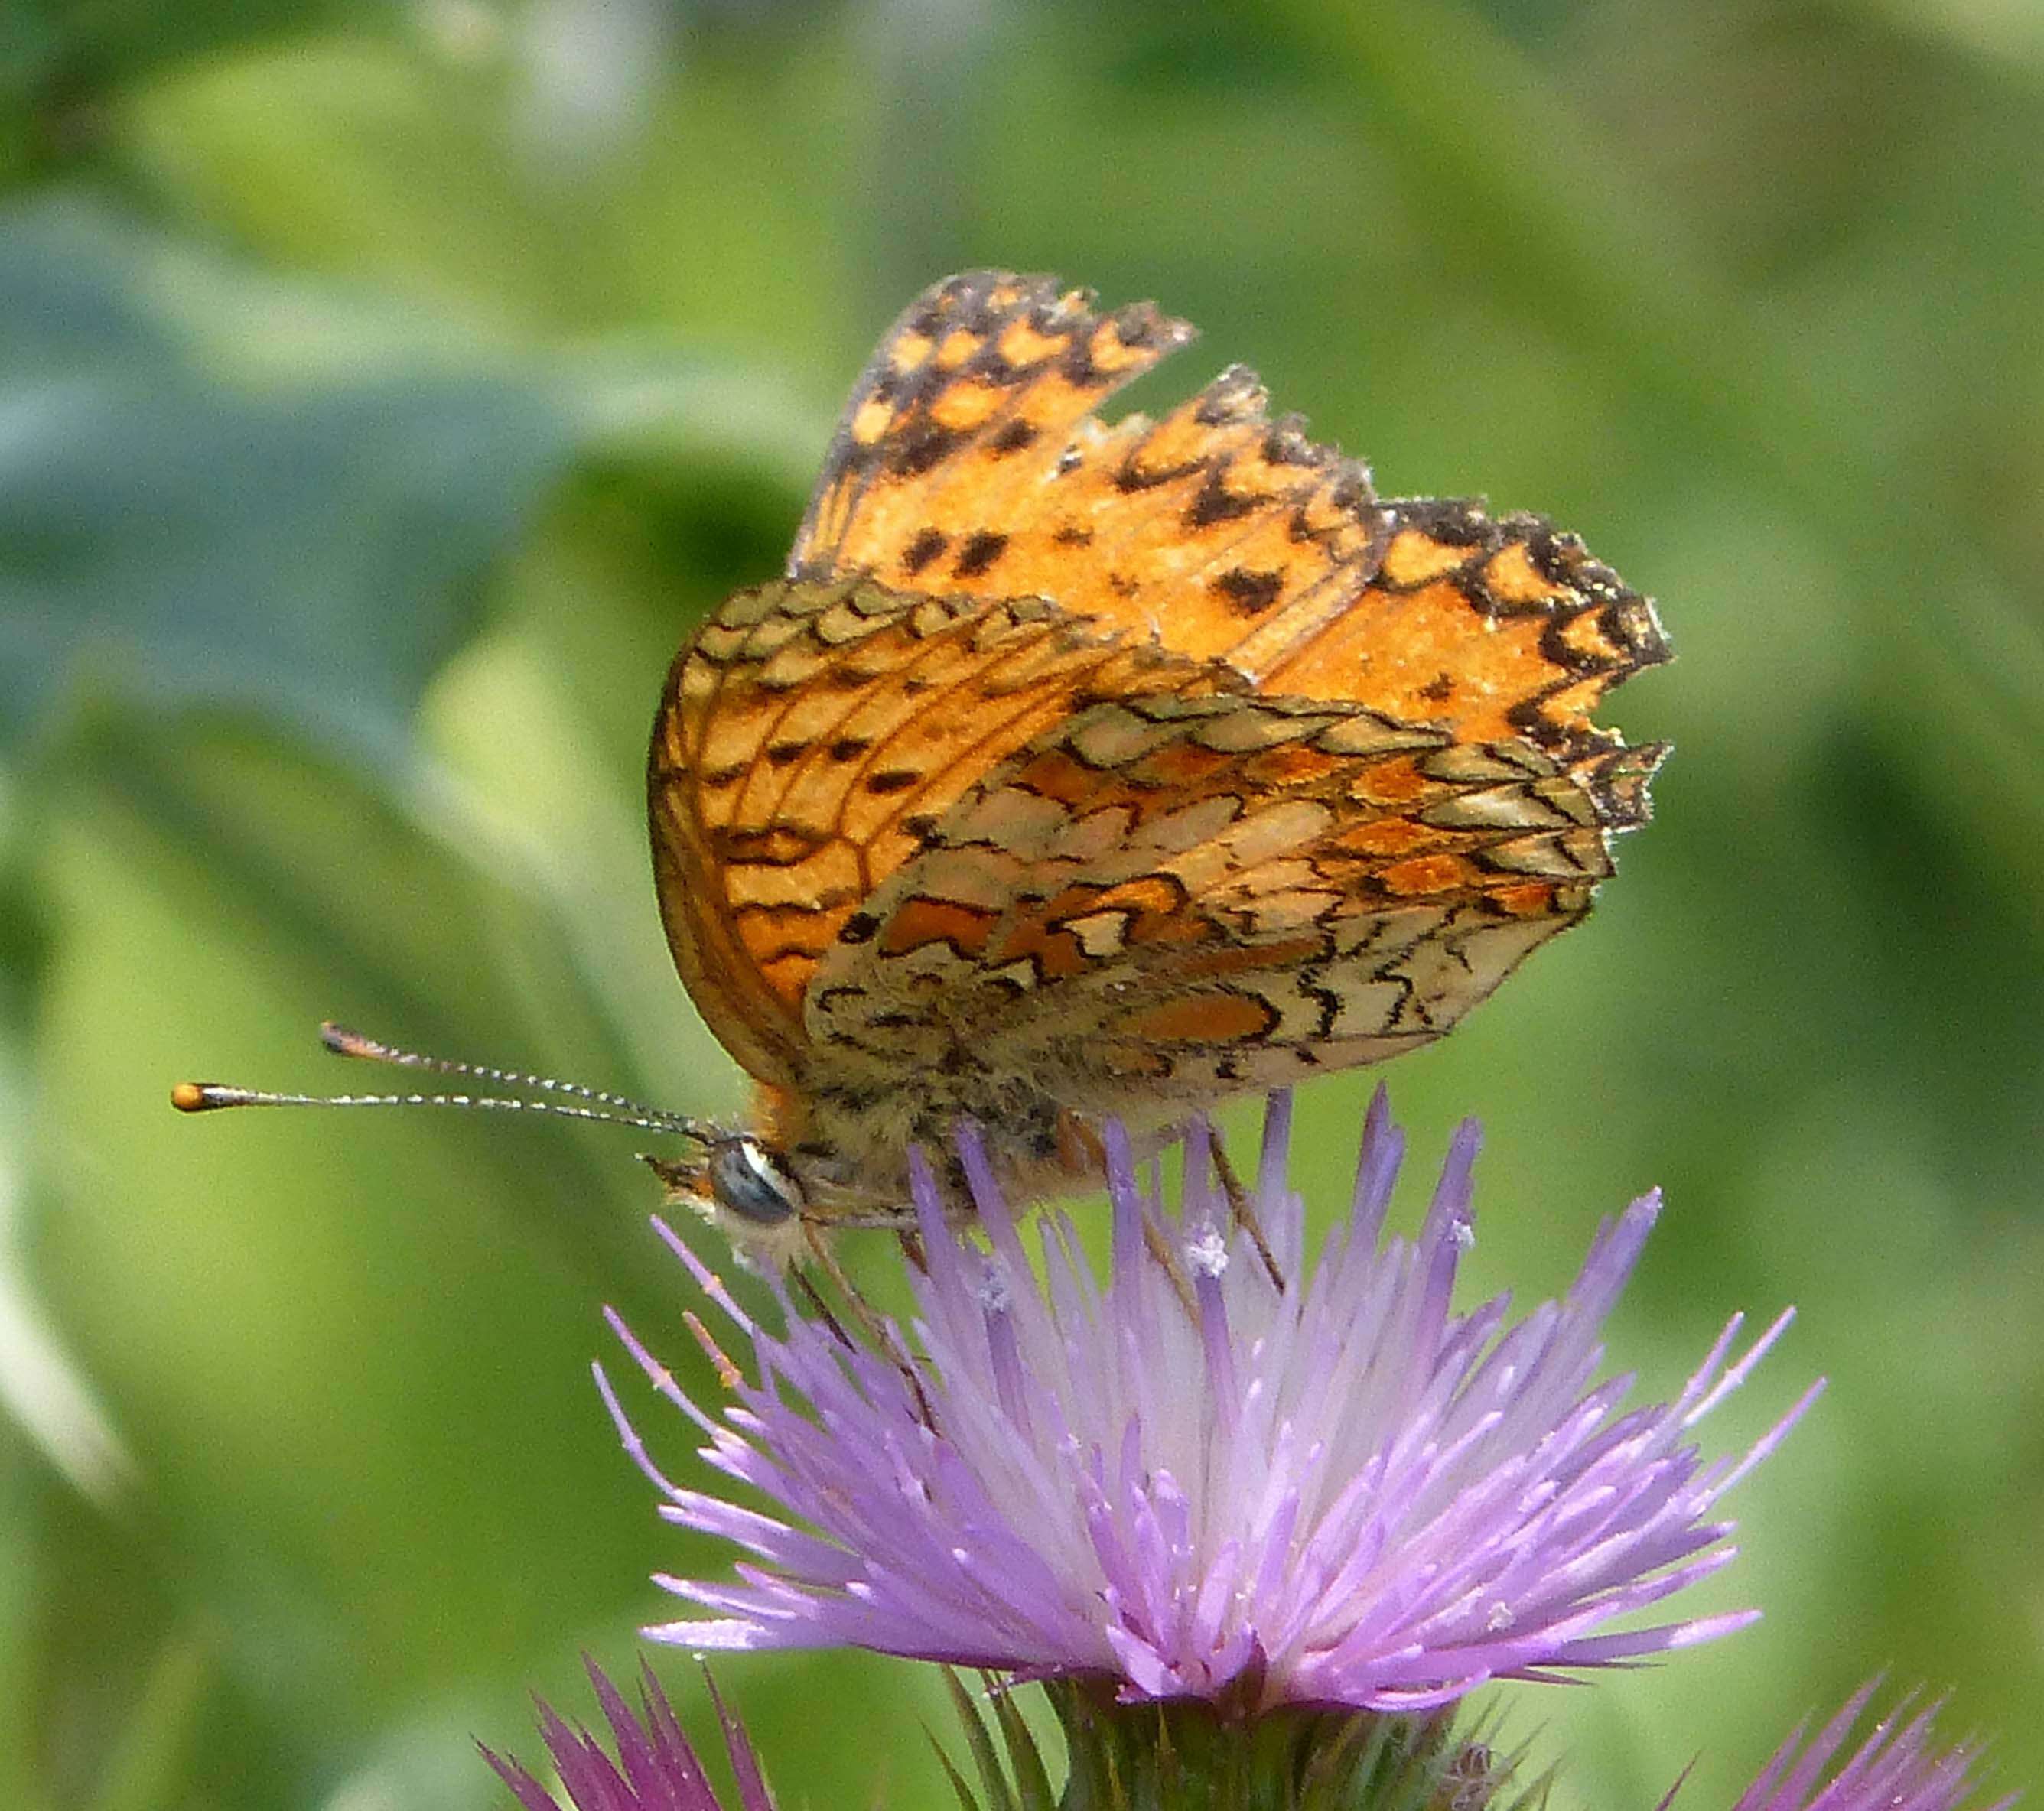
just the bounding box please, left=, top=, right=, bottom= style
left=788, top=272, right=1395, bottom=675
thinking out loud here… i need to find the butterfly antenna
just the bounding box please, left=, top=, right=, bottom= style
left=171, top=1022, right=712, bottom=1142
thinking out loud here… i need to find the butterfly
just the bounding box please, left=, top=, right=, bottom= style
left=175, top=271, right=1665, bottom=1257
left=637, top=271, right=1668, bottom=1257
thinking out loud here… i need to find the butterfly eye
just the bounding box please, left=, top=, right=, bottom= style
left=710, top=1136, right=806, bottom=1226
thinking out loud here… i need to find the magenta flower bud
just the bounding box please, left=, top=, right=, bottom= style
left=483, top=1659, right=773, bottom=1811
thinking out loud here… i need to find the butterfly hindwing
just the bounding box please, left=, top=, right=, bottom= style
left=804, top=683, right=1649, bottom=1112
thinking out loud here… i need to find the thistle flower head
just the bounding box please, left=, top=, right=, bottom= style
left=483, top=1659, right=773, bottom=1811
left=607, top=1091, right=1817, bottom=1715
left=1717, top=1682, right=2012, bottom=1811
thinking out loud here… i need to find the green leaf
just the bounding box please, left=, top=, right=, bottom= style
left=989, top=1679, right=1059, bottom=1811
left=944, top=1670, right=1024, bottom=1811
left=0, top=196, right=578, bottom=759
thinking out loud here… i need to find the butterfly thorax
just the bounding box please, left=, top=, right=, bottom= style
left=772, top=1071, right=1102, bottom=1219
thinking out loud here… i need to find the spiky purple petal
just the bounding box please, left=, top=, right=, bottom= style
left=610, top=1090, right=1813, bottom=1714
left=481, top=1658, right=773, bottom=1811
left=1707, top=1682, right=2013, bottom=1811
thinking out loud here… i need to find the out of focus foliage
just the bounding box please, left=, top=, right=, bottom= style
left=2, top=2, right=2039, bottom=1806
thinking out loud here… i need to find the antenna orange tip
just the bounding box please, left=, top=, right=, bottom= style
left=170, top=1081, right=213, bottom=1113
left=318, top=1022, right=366, bottom=1055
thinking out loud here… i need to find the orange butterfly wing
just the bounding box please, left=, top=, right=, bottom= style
left=787, top=271, right=1668, bottom=774
left=789, top=271, right=1390, bottom=681
left=646, top=575, right=1227, bottom=1087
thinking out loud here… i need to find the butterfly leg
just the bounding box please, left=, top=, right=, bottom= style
left=1143, top=1214, right=1199, bottom=1320
left=1053, top=1109, right=1199, bottom=1315
left=893, top=1226, right=929, bottom=1276
left=1210, top=1137, right=1287, bottom=1292
left=1054, top=1107, right=1110, bottom=1183
left=800, top=1223, right=937, bottom=1426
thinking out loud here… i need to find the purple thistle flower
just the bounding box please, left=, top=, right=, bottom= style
left=482, top=1658, right=773, bottom=1811
left=1714, top=1682, right=2012, bottom=1811
left=603, top=1090, right=1818, bottom=1715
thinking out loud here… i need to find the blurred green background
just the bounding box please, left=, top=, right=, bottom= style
left=4, top=0, right=2042, bottom=1805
